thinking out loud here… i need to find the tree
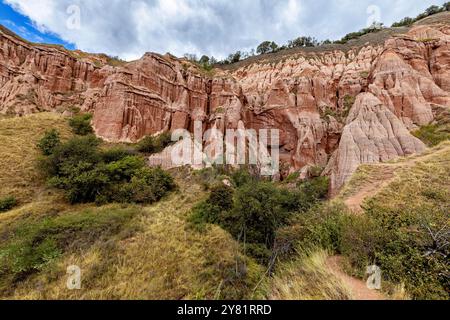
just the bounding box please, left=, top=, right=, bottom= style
left=199, top=55, right=210, bottom=65
left=425, top=5, right=443, bottom=16
left=444, top=2, right=450, bottom=11
left=288, top=36, right=318, bottom=48
left=257, top=41, right=272, bottom=54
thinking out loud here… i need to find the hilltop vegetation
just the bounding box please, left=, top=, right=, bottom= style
left=185, top=3, right=450, bottom=68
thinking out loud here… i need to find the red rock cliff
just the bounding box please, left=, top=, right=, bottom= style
left=1, top=15, right=449, bottom=194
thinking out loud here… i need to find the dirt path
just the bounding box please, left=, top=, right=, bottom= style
left=344, top=145, right=450, bottom=213
left=326, top=256, right=386, bottom=300
left=344, top=166, right=395, bottom=213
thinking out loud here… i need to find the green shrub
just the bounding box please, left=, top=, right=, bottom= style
left=136, top=132, right=172, bottom=154
left=0, top=196, right=17, bottom=213
left=101, top=147, right=137, bottom=163
left=219, top=182, right=292, bottom=247
left=106, top=156, right=146, bottom=181
left=115, top=167, right=176, bottom=204
left=392, top=17, right=415, bottom=27
left=299, top=176, right=330, bottom=201
left=69, top=113, right=94, bottom=135
left=37, top=129, right=61, bottom=155
left=231, top=167, right=258, bottom=187
left=39, top=135, right=175, bottom=204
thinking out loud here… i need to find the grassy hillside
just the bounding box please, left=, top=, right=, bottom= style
left=0, top=113, right=72, bottom=204
left=271, top=142, right=449, bottom=300
left=0, top=113, right=448, bottom=300
left=0, top=114, right=265, bottom=300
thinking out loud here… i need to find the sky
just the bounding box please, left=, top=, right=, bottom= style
left=0, top=0, right=446, bottom=61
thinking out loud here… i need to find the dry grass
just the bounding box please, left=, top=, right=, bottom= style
left=269, top=250, right=353, bottom=300
left=0, top=113, right=72, bottom=204
left=5, top=183, right=264, bottom=300
left=340, top=141, right=450, bottom=203
left=0, top=114, right=265, bottom=300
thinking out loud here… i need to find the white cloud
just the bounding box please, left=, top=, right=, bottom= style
left=3, top=0, right=444, bottom=60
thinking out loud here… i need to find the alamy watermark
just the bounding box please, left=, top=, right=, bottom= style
left=66, top=265, right=81, bottom=290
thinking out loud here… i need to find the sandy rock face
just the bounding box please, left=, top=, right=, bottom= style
left=324, top=93, right=426, bottom=194
left=1, top=19, right=449, bottom=194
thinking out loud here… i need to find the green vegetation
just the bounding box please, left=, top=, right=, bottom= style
left=413, top=124, right=450, bottom=147
left=0, top=196, right=17, bottom=213
left=68, top=113, right=94, bottom=135
left=39, top=134, right=176, bottom=204
left=413, top=107, right=450, bottom=147
left=275, top=146, right=450, bottom=300
left=334, top=22, right=385, bottom=45
left=0, top=114, right=266, bottom=300
left=0, top=113, right=73, bottom=203
left=37, top=129, right=61, bottom=156
left=0, top=205, right=143, bottom=295
left=189, top=168, right=329, bottom=264
left=391, top=4, right=449, bottom=27
left=136, top=132, right=172, bottom=154
left=210, top=4, right=450, bottom=66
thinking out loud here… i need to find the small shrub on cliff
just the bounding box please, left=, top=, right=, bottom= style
left=0, top=196, right=17, bottom=213
left=37, top=129, right=61, bottom=156
left=69, top=113, right=94, bottom=135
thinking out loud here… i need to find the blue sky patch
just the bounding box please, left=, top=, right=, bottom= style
left=0, top=1, right=74, bottom=49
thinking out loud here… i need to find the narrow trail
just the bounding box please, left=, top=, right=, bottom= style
left=326, top=256, right=386, bottom=300
left=344, top=145, right=450, bottom=213
left=344, top=166, right=395, bottom=213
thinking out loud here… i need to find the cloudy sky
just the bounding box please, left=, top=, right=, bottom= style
left=0, top=0, right=446, bottom=60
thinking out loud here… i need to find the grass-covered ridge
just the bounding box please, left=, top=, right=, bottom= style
left=0, top=114, right=266, bottom=300
left=0, top=113, right=73, bottom=204
left=0, top=113, right=448, bottom=300
left=273, top=143, right=450, bottom=300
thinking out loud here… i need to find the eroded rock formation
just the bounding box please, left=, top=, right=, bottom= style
left=1, top=14, right=449, bottom=194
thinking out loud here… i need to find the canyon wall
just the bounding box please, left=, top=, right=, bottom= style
left=1, top=16, right=449, bottom=194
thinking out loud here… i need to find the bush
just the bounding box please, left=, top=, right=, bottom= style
left=190, top=171, right=330, bottom=263
left=392, top=17, right=415, bottom=27
left=37, top=129, right=61, bottom=155
left=193, top=182, right=293, bottom=248
left=69, top=113, right=94, bottom=135
left=101, top=147, right=137, bottom=163
left=136, top=132, right=172, bottom=154
left=0, top=196, right=17, bottom=213
left=116, top=167, right=176, bottom=204
left=39, top=135, right=176, bottom=204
